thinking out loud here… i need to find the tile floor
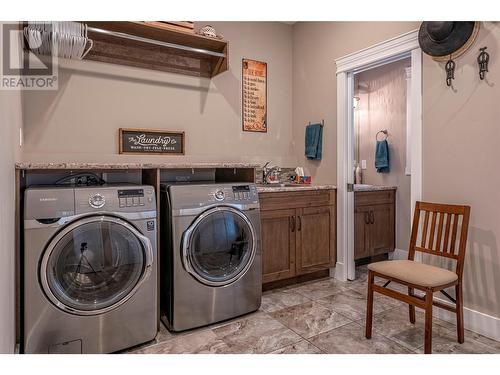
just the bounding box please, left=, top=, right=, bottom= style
left=127, top=267, right=500, bottom=354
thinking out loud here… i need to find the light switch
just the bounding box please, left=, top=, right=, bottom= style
left=361, top=160, right=367, bottom=170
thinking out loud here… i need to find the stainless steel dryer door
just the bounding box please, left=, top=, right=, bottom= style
left=182, top=206, right=257, bottom=287
left=40, top=215, right=154, bottom=316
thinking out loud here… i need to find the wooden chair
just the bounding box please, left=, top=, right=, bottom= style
left=365, top=201, right=471, bottom=354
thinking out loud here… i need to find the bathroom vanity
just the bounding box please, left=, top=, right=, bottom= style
left=354, top=185, right=396, bottom=261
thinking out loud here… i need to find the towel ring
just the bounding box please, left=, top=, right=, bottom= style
left=308, top=119, right=324, bottom=128
left=376, top=129, right=388, bottom=141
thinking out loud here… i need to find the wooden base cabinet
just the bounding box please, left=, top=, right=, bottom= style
left=296, top=206, right=335, bottom=275
left=354, top=190, right=395, bottom=261
left=354, top=205, right=372, bottom=260
left=259, top=189, right=336, bottom=284
left=261, top=209, right=296, bottom=282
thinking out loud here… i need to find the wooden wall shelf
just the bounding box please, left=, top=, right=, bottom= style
left=85, top=22, right=229, bottom=78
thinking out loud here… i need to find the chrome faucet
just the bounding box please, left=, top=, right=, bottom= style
left=262, top=162, right=281, bottom=184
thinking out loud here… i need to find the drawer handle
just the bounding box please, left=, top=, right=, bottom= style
left=364, top=212, right=370, bottom=224
left=370, top=211, right=375, bottom=224
left=297, top=216, right=302, bottom=231
left=290, top=216, right=295, bottom=232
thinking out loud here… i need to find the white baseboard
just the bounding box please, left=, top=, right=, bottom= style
left=433, top=297, right=500, bottom=342
left=329, top=266, right=336, bottom=279
left=389, top=248, right=408, bottom=260
left=334, top=261, right=347, bottom=281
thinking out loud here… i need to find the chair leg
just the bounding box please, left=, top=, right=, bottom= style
left=424, top=290, right=433, bottom=354
left=456, top=284, right=465, bottom=344
left=365, top=271, right=375, bottom=339
left=408, top=287, right=416, bottom=324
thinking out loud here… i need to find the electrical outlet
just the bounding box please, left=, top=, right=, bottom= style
left=361, top=160, right=367, bottom=170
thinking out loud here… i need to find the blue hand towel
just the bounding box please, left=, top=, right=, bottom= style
left=375, top=140, right=390, bottom=173
left=305, top=123, right=323, bottom=160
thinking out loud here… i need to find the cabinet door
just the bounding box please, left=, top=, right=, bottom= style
left=260, top=209, right=296, bottom=283
left=354, top=206, right=371, bottom=260
left=296, top=206, right=334, bottom=275
left=370, top=203, right=395, bottom=256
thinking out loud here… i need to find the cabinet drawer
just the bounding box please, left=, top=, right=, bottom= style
left=259, top=189, right=335, bottom=211
left=355, top=190, right=395, bottom=206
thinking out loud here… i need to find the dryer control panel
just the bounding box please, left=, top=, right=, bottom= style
left=209, top=185, right=258, bottom=203
left=167, top=183, right=259, bottom=211
left=232, top=185, right=255, bottom=201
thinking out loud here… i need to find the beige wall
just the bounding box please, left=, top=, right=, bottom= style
left=423, top=21, right=500, bottom=318
left=20, top=22, right=296, bottom=167
left=0, top=91, right=20, bottom=354
left=0, top=24, right=23, bottom=354
left=21, top=21, right=421, bottom=175
left=292, top=22, right=420, bottom=184
left=355, top=58, right=411, bottom=250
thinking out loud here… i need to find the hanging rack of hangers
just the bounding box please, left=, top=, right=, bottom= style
left=23, top=21, right=94, bottom=60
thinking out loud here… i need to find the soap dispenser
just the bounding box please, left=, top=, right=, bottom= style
left=355, top=163, right=362, bottom=185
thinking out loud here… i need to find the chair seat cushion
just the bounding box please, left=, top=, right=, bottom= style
left=367, top=260, right=458, bottom=288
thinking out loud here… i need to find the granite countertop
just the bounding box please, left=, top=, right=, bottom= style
left=256, top=184, right=336, bottom=193
left=354, top=184, right=397, bottom=192
left=15, top=162, right=260, bottom=170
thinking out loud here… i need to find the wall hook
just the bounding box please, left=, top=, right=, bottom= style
left=477, top=46, right=490, bottom=80
left=445, top=55, right=456, bottom=87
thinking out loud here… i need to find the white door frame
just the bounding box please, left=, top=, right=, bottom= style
left=335, top=30, right=422, bottom=281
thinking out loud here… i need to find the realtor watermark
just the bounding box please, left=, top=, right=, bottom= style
left=1, top=23, right=58, bottom=90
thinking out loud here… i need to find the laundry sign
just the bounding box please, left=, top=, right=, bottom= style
left=242, top=59, right=267, bottom=132
left=119, top=128, right=185, bottom=155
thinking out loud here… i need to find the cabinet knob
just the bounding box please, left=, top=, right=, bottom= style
left=370, top=210, right=375, bottom=224
left=290, top=216, right=295, bottom=232
left=297, top=216, right=302, bottom=231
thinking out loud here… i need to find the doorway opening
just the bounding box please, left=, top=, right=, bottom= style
left=335, top=30, right=422, bottom=282
left=352, top=58, right=412, bottom=275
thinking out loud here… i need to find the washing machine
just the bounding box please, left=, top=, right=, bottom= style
left=160, top=183, right=261, bottom=332
left=23, top=185, right=158, bottom=353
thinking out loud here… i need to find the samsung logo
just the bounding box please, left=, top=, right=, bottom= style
left=39, top=197, right=58, bottom=202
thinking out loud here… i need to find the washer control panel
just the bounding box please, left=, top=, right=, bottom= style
left=75, top=186, right=156, bottom=214
left=118, top=188, right=146, bottom=208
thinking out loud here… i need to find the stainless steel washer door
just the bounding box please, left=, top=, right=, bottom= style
left=182, top=206, right=256, bottom=287
left=40, top=215, right=153, bottom=316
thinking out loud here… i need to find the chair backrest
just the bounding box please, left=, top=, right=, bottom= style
left=408, top=201, right=471, bottom=277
